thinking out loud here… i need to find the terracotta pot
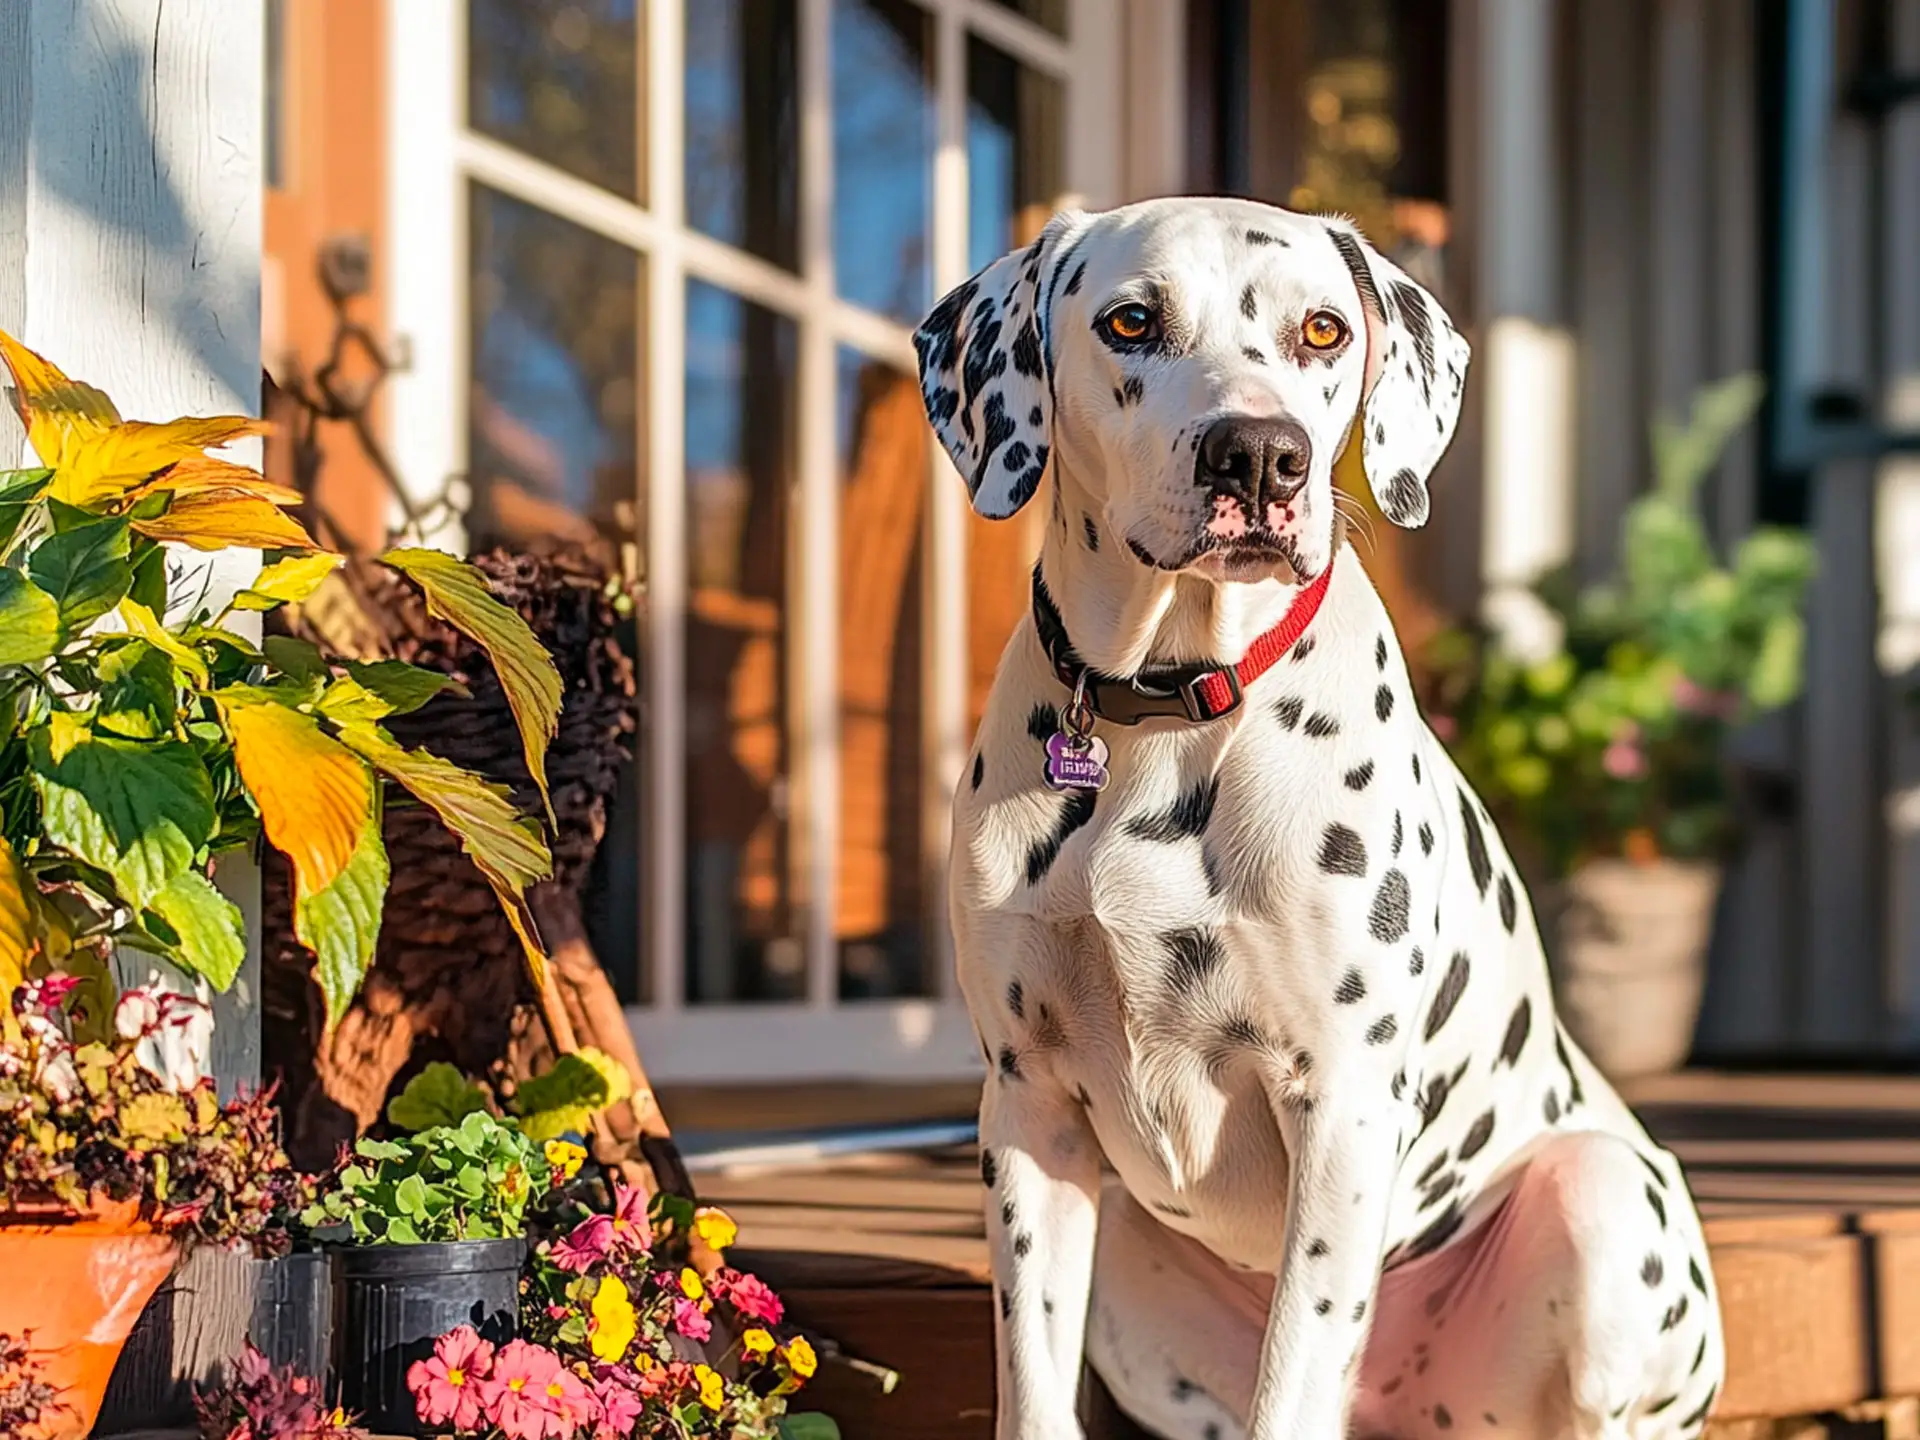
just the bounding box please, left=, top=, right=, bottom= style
left=0, top=1197, right=179, bottom=1439
left=1546, top=858, right=1721, bottom=1082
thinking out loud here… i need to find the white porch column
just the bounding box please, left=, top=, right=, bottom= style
left=0, top=0, right=264, bottom=1089
left=1473, top=0, right=1576, bottom=657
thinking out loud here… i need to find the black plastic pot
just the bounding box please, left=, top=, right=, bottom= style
left=251, top=1249, right=335, bottom=1385
left=332, top=1237, right=525, bottom=1436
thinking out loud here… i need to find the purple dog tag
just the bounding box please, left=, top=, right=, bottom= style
left=1044, top=731, right=1110, bottom=792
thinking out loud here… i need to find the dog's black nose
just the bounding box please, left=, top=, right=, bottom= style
left=1196, top=416, right=1312, bottom=509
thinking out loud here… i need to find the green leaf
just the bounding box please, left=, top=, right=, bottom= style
left=116, top=599, right=210, bottom=686
left=0, top=468, right=52, bottom=555
left=0, top=569, right=62, bottom=664
left=355, top=1138, right=408, bottom=1162
left=126, top=541, right=168, bottom=616
left=94, top=639, right=176, bottom=740
left=262, top=634, right=329, bottom=684
left=337, top=722, right=553, bottom=988
left=29, top=514, right=131, bottom=629
left=394, top=1172, right=429, bottom=1218
left=143, top=867, right=246, bottom=989
left=229, top=552, right=342, bottom=611
left=30, top=712, right=216, bottom=908
left=385, top=1215, right=422, bottom=1245
left=296, top=810, right=390, bottom=1029
left=380, top=547, right=563, bottom=826
left=387, top=1061, right=491, bottom=1133
left=779, top=1417, right=844, bottom=1440
left=512, top=1050, right=624, bottom=1118
left=345, top=659, right=470, bottom=715
left=315, top=676, right=396, bottom=726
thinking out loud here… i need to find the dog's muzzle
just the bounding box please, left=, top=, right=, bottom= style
left=1196, top=416, right=1311, bottom=511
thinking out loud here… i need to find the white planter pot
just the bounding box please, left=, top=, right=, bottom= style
left=1546, top=858, right=1720, bottom=1082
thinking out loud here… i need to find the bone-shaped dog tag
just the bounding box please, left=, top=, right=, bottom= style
left=1044, top=731, right=1110, bottom=792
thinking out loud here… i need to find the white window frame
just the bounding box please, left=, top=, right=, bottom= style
left=385, top=0, right=1135, bottom=1082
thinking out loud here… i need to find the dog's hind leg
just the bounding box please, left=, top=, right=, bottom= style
left=1085, top=1184, right=1261, bottom=1440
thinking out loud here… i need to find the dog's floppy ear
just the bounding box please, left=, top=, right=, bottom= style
left=1322, top=219, right=1470, bottom=529
left=913, top=211, right=1084, bottom=520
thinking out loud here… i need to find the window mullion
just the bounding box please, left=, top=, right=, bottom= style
left=798, top=0, right=841, bottom=1012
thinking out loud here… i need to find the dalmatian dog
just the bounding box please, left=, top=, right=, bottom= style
left=912, top=196, right=1725, bottom=1440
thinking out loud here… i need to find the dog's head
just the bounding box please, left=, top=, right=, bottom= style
left=913, top=198, right=1469, bottom=585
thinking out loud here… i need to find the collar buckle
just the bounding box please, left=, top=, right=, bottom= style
left=1179, top=667, right=1243, bottom=722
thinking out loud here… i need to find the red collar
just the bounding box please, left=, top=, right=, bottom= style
left=1030, top=561, right=1336, bottom=725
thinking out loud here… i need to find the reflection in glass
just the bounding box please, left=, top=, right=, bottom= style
left=982, top=0, right=1068, bottom=37
left=684, top=281, right=803, bottom=1003
left=835, top=349, right=930, bottom=999
left=832, top=0, right=934, bottom=322
left=686, top=0, right=800, bottom=271
left=469, top=0, right=643, bottom=202
left=467, top=182, right=646, bottom=1000
left=967, top=36, right=1066, bottom=272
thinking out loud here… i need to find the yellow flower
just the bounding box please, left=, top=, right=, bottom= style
left=678, top=1267, right=704, bottom=1300
left=693, top=1205, right=738, bottom=1251
left=589, top=1274, right=637, bottom=1363
left=544, top=1139, right=587, bottom=1181
left=742, top=1328, right=775, bottom=1357
left=784, top=1336, right=818, bottom=1380
left=632, top=1352, right=655, bottom=1375
left=695, top=1363, right=725, bottom=1411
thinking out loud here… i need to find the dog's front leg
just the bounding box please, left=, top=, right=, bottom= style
left=981, top=1061, right=1101, bottom=1440
left=1246, top=1074, right=1403, bottom=1439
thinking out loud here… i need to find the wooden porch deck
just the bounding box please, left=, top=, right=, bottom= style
left=676, top=1074, right=1920, bottom=1439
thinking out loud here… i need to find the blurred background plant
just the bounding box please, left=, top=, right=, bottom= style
left=1419, top=373, right=1815, bottom=882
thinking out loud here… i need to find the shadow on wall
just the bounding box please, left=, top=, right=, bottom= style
left=22, top=0, right=259, bottom=410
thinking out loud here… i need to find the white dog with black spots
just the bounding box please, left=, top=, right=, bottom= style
left=913, top=197, right=1725, bottom=1440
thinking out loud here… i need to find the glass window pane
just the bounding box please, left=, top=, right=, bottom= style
left=466, top=182, right=646, bottom=1001
left=686, top=0, right=800, bottom=271
left=469, top=0, right=643, bottom=203
left=832, top=0, right=934, bottom=322
left=684, top=281, right=802, bottom=1003
left=835, top=348, right=930, bottom=999
left=981, top=0, right=1067, bottom=36
left=967, top=35, right=1066, bottom=272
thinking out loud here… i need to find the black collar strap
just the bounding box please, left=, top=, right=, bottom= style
left=1029, top=562, right=1334, bottom=726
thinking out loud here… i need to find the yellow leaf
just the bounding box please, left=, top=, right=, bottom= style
left=133, top=489, right=317, bottom=552
left=297, top=811, right=389, bottom=1029
left=121, top=1092, right=191, bottom=1144
left=0, top=329, right=270, bottom=508
left=231, top=552, right=343, bottom=611
left=336, top=723, right=552, bottom=989
left=132, top=454, right=301, bottom=505
left=379, top=548, right=563, bottom=828
left=0, top=838, right=40, bottom=1030
left=226, top=701, right=374, bottom=897
left=117, top=599, right=211, bottom=685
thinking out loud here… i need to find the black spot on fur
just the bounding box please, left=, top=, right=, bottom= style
left=1434, top=1404, right=1452, bottom=1429
left=1163, top=928, right=1227, bottom=993
left=1400, top=1199, right=1465, bottom=1260
left=1306, top=1237, right=1329, bottom=1258
left=1689, top=1256, right=1708, bottom=1294
left=1326, top=226, right=1382, bottom=319
left=998, top=1286, right=1012, bottom=1320
left=1122, top=375, right=1144, bottom=405
left=1241, top=346, right=1266, bottom=364
left=1366, top=1015, right=1398, bottom=1045
left=1217, top=1015, right=1267, bottom=1050
left=1392, top=810, right=1404, bottom=856
left=1391, top=279, right=1437, bottom=387
left=971, top=752, right=984, bottom=791
left=1305, top=711, right=1341, bottom=739
left=998, top=1045, right=1021, bottom=1079
left=1001, top=1199, right=1015, bottom=1226
left=971, top=391, right=1019, bottom=496
left=1011, top=316, right=1043, bottom=379
left=1375, top=684, right=1395, bottom=722
left=1458, top=1109, right=1494, bottom=1160
left=1419, top=1071, right=1455, bottom=1130
left=1063, top=260, right=1087, bottom=296
left=1391, top=1069, right=1406, bottom=1100
left=1416, top=1153, right=1449, bottom=1188
left=1423, top=952, right=1470, bottom=1040
left=1642, top=1253, right=1665, bottom=1287
left=1315, top=1298, right=1332, bottom=1316
left=1112, top=386, right=1126, bottom=407
left=1641, top=1150, right=1669, bottom=1190
left=1127, top=776, right=1221, bottom=843
left=980, top=1149, right=996, bottom=1187
left=1458, top=788, right=1492, bottom=895
left=1412, top=752, right=1422, bottom=783
left=1649, top=1394, right=1679, bottom=1415
left=1498, top=997, right=1531, bottom=1067
left=1292, top=635, right=1316, bottom=662
left=1319, top=823, right=1368, bottom=877
left=1027, top=702, right=1059, bottom=742
left=1543, top=1090, right=1562, bottom=1124
left=1662, top=1294, right=1690, bottom=1331
left=1497, top=874, right=1517, bottom=932
left=1368, top=870, right=1411, bottom=943
left=1003, top=440, right=1032, bottom=473
left=1375, top=635, right=1389, bottom=670
left=1380, top=468, right=1424, bottom=524
left=1240, top=284, right=1259, bottom=320
left=1647, top=1184, right=1668, bottom=1228
left=1334, top=968, right=1367, bottom=1005
left=1409, top=946, right=1425, bottom=976
left=1274, top=695, right=1305, bottom=730
left=1246, top=229, right=1279, bottom=246
left=1690, top=1338, right=1708, bottom=1376
left=1013, top=1231, right=1033, bottom=1258
left=1082, top=515, right=1099, bottom=550
left=1344, top=761, right=1375, bottom=791
left=1201, top=844, right=1227, bottom=897
left=1154, top=1201, right=1192, bottom=1218
left=1029, top=404, right=1044, bottom=427
left=1353, top=1301, right=1367, bottom=1322
left=1024, top=788, right=1097, bottom=885
left=1553, top=1027, right=1587, bottom=1110
left=1418, top=821, right=1434, bottom=855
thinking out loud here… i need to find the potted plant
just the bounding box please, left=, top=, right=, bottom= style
left=1421, top=374, right=1815, bottom=1079
left=0, top=976, right=309, bottom=1437
left=404, top=1178, right=834, bottom=1440
left=195, top=1340, right=368, bottom=1440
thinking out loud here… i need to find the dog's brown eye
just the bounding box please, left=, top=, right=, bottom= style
left=1101, top=303, right=1159, bottom=345
left=1302, top=310, right=1348, bottom=350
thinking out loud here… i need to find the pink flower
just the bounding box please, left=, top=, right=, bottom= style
left=1673, top=674, right=1742, bottom=721
left=1602, top=723, right=1647, bottom=781
left=713, top=1269, right=784, bottom=1325
left=537, top=1364, right=599, bottom=1437
left=591, top=1372, right=645, bottom=1438
left=408, top=1324, right=495, bottom=1432
left=606, top=1181, right=652, bottom=1254
left=549, top=1214, right=614, bottom=1273
left=672, top=1297, right=712, bottom=1342
left=480, top=1340, right=569, bottom=1440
